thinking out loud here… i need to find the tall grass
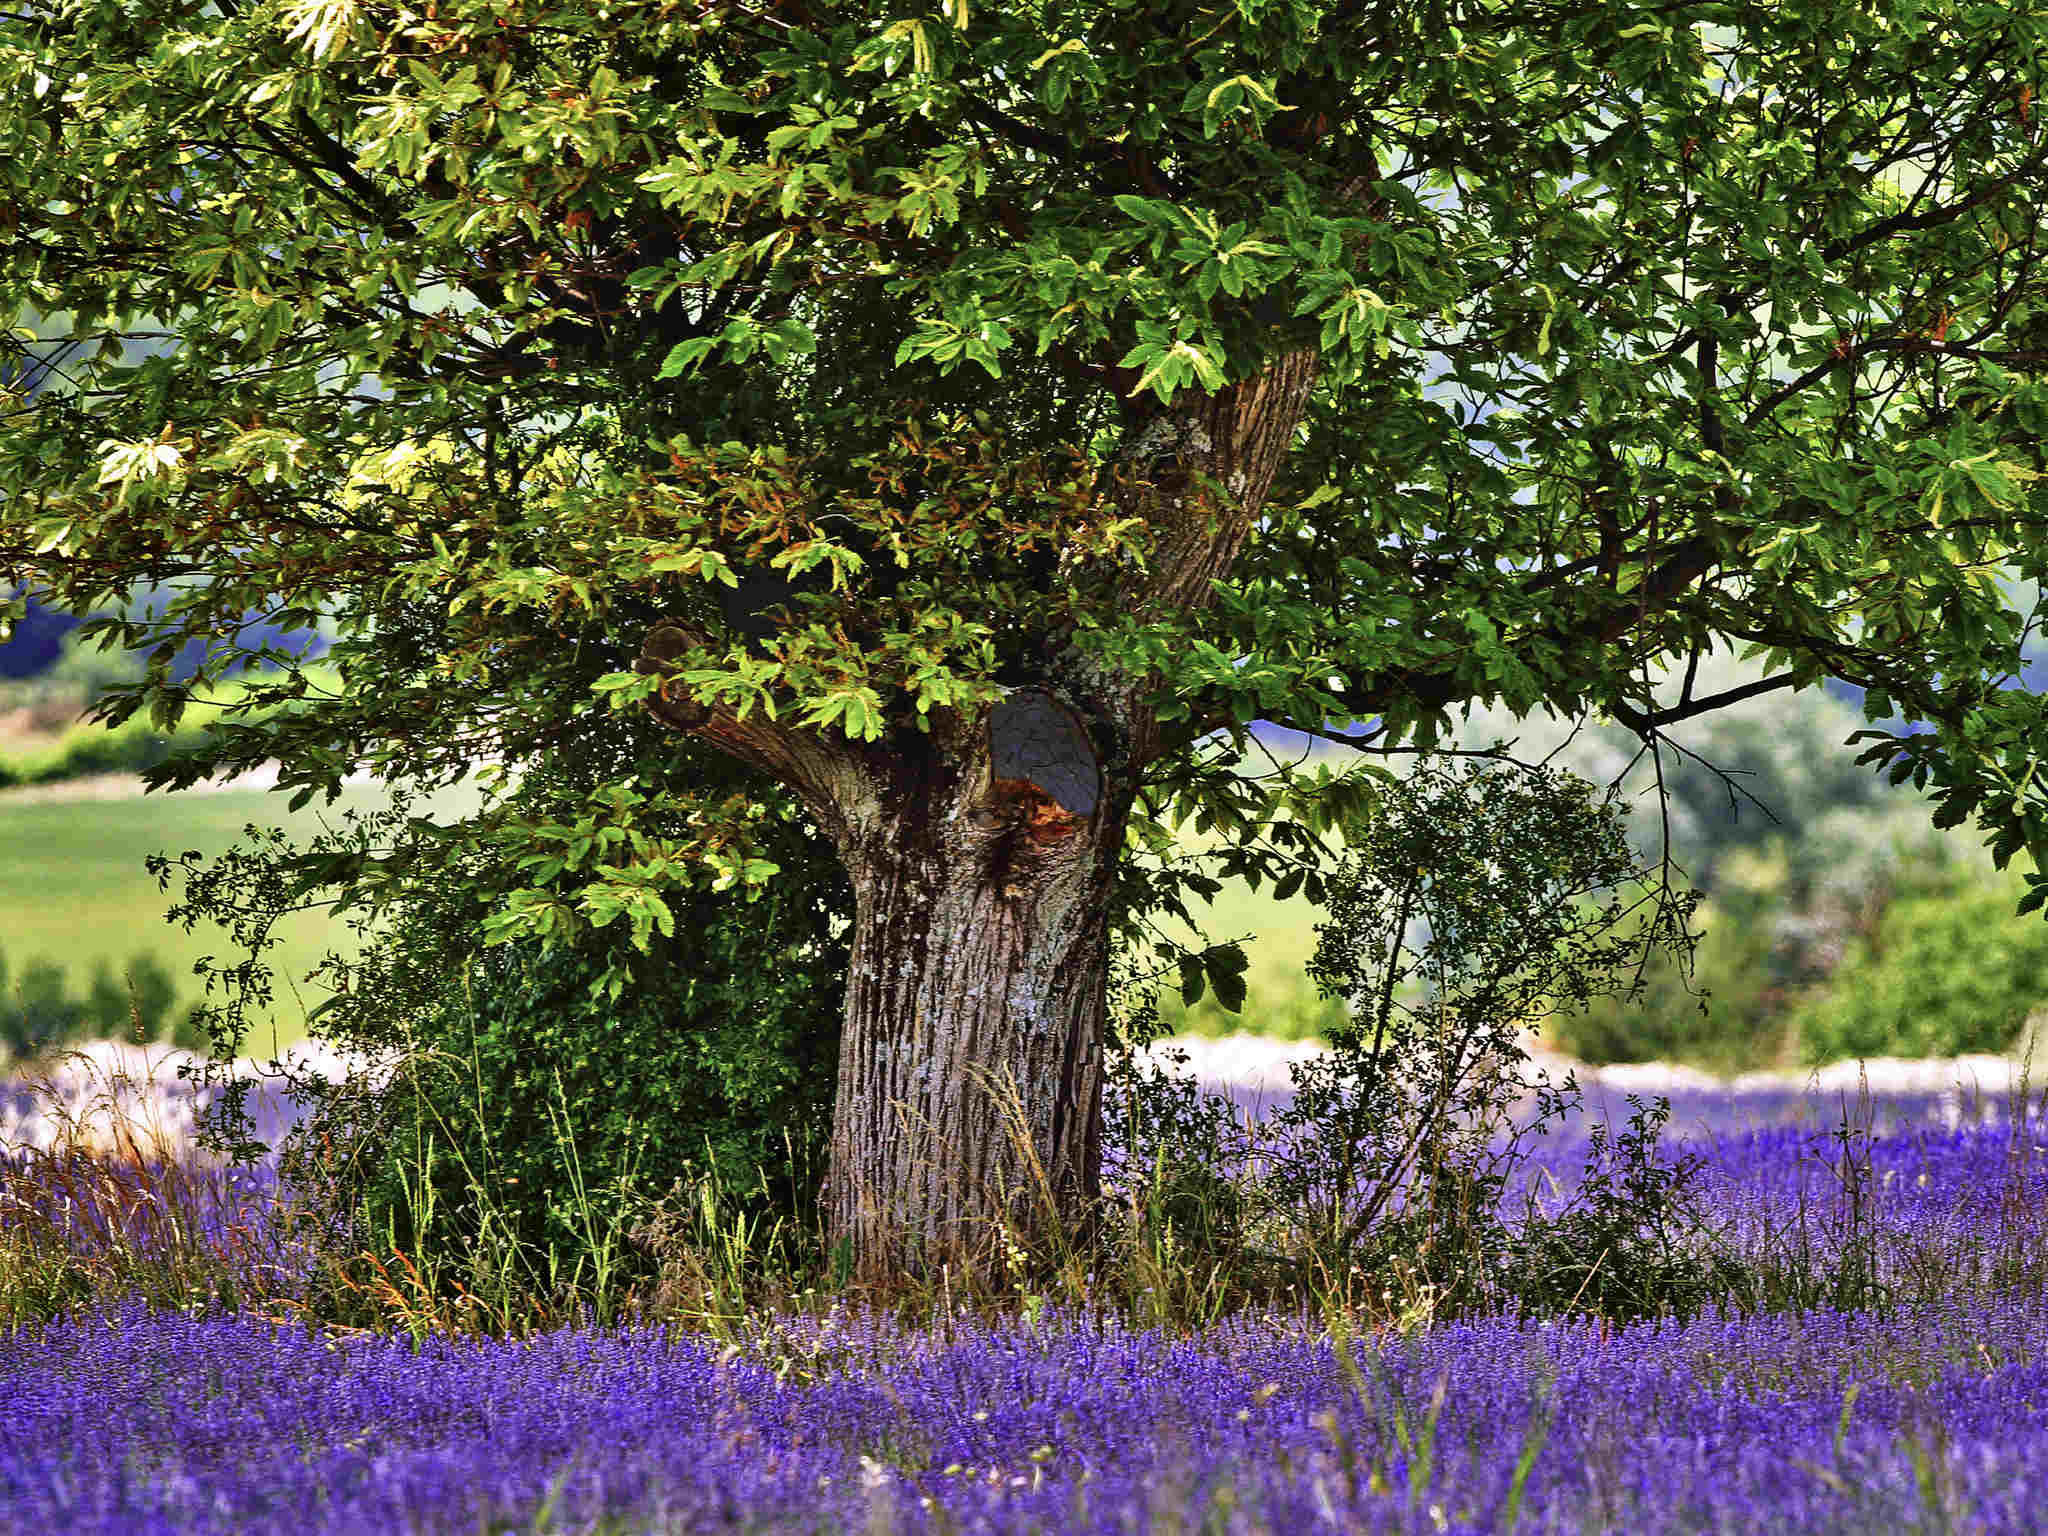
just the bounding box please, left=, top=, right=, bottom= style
left=5, top=1040, right=2044, bottom=1353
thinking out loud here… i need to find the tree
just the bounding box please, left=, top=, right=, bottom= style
left=3, top=0, right=2046, bottom=1281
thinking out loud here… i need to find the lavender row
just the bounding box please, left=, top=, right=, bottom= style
left=6, top=1295, right=2046, bottom=1534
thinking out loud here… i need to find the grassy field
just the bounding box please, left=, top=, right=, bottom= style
left=0, top=737, right=1373, bottom=1057
left=0, top=776, right=493, bottom=1057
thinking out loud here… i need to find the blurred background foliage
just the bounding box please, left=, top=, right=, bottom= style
left=4, top=573, right=2047, bottom=1074
left=0, top=943, right=201, bottom=1061
left=1138, top=608, right=2048, bottom=1071
left=0, top=576, right=485, bottom=1064
left=0, top=574, right=335, bottom=788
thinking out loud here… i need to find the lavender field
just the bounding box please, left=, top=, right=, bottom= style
left=10, top=1287, right=2048, bottom=1535
left=1, top=1040, right=2045, bottom=1534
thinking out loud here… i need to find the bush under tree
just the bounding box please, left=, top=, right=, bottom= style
left=158, top=719, right=854, bottom=1300
left=1104, top=756, right=1737, bottom=1325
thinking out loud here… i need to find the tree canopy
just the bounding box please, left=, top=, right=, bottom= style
left=4, top=0, right=2048, bottom=1010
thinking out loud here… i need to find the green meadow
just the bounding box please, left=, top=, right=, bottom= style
left=0, top=777, right=492, bottom=1057
left=0, top=744, right=1367, bottom=1057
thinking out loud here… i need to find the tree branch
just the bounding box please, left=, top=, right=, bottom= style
left=1745, top=340, right=2048, bottom=429
left=635, top=620, right=888, bottom=854
left=1606, top=672, right=1800, bottom=735
left=955, top=98, right=1184, bottom=202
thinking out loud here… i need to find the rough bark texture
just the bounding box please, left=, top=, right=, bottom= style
left=637, top=342, right=1323, bottom=1279
left=826, top=691, right=1129, bottom=1278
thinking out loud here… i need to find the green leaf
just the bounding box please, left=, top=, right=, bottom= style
left=1207, top=957, right=1247, bottom=1013
left=1111, top=194, right=1173, bottom=227
left=1205, top=941, right=1250, bottom=976
left=657, top=338, right=717, bottom=379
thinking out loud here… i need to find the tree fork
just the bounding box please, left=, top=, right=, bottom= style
left=634, top=345, right=1328, bottom=1280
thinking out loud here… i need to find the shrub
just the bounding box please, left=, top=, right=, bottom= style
left=0, top=693, right=233, bottom=787
left=0, top=951, right=84, bottom=1059
left=1272, top=758, right=1704, bottom=1300
left=1793, top=860, right=2048, bottom=1062
left=1494, top=1096, right=1745, bottom=1322
left=1102, top=755, right=1732, bottom=1325
left=253, top=729, right=855, bottom=1307
left=79, top=955, right=191, bottom=1048
left=43, top=722, right=187, bottom=779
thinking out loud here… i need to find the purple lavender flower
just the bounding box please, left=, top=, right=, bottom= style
left=3, top=1283, right=2047, bottom=1533
left=4, top=1052, right=2046, bottom=1532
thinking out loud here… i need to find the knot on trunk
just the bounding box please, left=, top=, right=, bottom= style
left=986, top=689, right=1101, bottom=842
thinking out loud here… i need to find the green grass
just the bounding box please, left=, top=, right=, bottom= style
left=0, top=776, right=491, bottom=1057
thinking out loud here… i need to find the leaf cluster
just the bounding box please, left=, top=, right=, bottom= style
left=4, top=0, right=2048, bottom=983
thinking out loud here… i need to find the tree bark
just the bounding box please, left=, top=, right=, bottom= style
left=825, top=689, right=1128, bottom=1280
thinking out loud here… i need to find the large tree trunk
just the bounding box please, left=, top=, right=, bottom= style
left=825, top=690, right=1127, bottom=1280
left=635, top=636, right=1139, bottom=1281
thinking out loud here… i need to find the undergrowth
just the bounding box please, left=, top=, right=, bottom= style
left=6, top=1033, right=2046, bottom=1352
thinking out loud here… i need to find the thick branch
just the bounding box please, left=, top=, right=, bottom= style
left=1102, top=345, right=1326, bottom=625
left=635, top=620, right=886, bottom=853
left=638, top=623, right=1112, bottom=856
left=956, top=97, right=1184, bottom=202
